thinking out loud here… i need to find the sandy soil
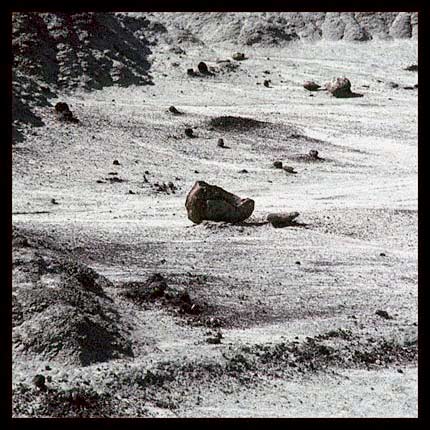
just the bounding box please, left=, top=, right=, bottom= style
left=12, top=39, right=418, bottom=417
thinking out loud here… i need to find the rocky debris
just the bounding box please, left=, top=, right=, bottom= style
left=375, top=310, right=393, bottom=320
left=197, top=61, right=209, bottom=74
left=303, top=80, right=321, bottom=91
left=184, top=128, right=194, bottom=138
left=208, top=115, right=267, bottom=132
left=217, top=138, right=225, bottom=148
left=283, top=165, right=297, bottom=174
left=266, top=211, right=300, bottom=228
left=168, top=105, right=181, bottom=114
left=112, top=160, right=120, bottom=165
left=273, top=161, right=283, bottom=169
left=185, top=181, right=255, bottom=224
left=54, top=102, right=79, bottom=123
left=105, top=176, right=125, bottom=183
left=404, top=64, right=418, bottom=72
left=232, top=52, right=246, bottom=61
left=326, top=77, right=362, bottom=98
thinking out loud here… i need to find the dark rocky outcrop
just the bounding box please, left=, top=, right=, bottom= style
left=185, top=181, right=255, bottom=224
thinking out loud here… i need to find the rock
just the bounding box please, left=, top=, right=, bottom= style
left=309, top=149, right=320, bottom=159
left=217, top=138, right=225, bottom=147
left=54, top=101, right=79, bottom=123
left=283, top=165, right=297, bottom=174
left=414, top=84, right=418, bottom=89
left=198, top=61, right=209, bottom=74
left=403, top=86, right=415, bottom=90
left=404, top=64, right=418, bottom=72
left=187, top=68, right=197, bottom=76
left=263, top=79, right=270, bottom=87
left=389, top=12, right=412, bottom=39
left=273, top=161, right=283, bottom=169
left=113, top=160, right=120, bottom=165
left=326, top=77, right=354, bottom=98
left=185, top=128, right=194, bottom=137
left=266, top=212, right=300, bottom=228
left=232, top=52, right=246, bottom=61
left=303, top=80, right=321, bottom=91
left=54, top=102, right=70, bottom=113
left=387, top=82, right=399, bottom=89
left=185, top=181, right=255, bottom=224
left=32, top=374, right=46, bottom=390
left=375, top=309, right=393, bottom=320
left=169, top=105, right=181, bottom=114
left=50, top=198, right=58, bottom=205
left=238, top=169, right=248, bottom=174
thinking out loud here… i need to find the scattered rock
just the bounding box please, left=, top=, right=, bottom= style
left=267, top=212, right=300, bottom=228
left=273, top=160, right=283, bottom=169
left=185, top=181, right=255, bottom=224
left=326, top=77, right=362, bottom=98
left=197, top=61, right=209, bottom=74
left=404, top=64, right=418, bottom=72
left=113, top=160, right=120, bottom=166
left=375, top=310, right=393, bottom=320
left=232, top=52, right=246, bottom=61
left=185, top=128, right=194, bottom=138
left=303, top=80, right=321, bottom=91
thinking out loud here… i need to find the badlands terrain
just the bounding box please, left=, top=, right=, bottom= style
left=12, top=12, right=418, bottom=418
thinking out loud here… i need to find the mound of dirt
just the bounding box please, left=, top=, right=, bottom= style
left=12, top=227, right=133, bottom=366
left=208, top=115, right=268, bottom=132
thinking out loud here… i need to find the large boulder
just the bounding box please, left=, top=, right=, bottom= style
left=185, top=181, right=255, bottom=224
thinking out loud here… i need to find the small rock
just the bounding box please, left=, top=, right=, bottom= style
left=238, top=169, right=248, bottom=173
left=404, top=64, right=418, bottom=72
left=217, top=138, right=225, bottom=148
left=309, top=149, right=320, bottom=159
left=113, top=160, right=120, bottom=166
left=403, top=86, right=415, bottom=90
left=50, top=198, right=58, bottom=205
left=380, top=252, right=386, bottom=257
left=414, top=83, right=418, bottom=89
left=96, top=179, right=105, bottom=184
left=169, top=105, right=180, bottom=114
left=397, top=368, right=404, bottom=373
left=263, top=80, right=270, bottom=88
left=267, top=212, right=300, bottom=228
left=375, top=309, right=393, bottom=320
left=283, top=165, right=297, bottom=174
left=128, top=190, right=135, bottom=194
left=187, top=68, right=196, bottom=76
left=232, top=52, right=246, bottom=61
left=198, top=62, right=209, bottom=74
left=295, top=261, right=301, bottom=265
left=185, top=128, right=194, bottom=137
left=303, top=80, right=320, bottom=91
left=32, top=374, right=46, bottom=390
left=273, top=160, right=283, bottom=169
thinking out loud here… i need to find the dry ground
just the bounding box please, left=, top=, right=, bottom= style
left=12, top=39, right=418, bottom=417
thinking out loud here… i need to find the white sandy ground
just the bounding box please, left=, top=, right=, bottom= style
left=12, top=40, right=418, bottom=417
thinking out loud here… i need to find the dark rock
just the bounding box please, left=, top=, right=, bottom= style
left=326, top=77, right=362, bottom=98
left=169, top=105, right=181, bottom=114
left=404, top=64, right=418, bottom=72
left=54, top=102, right=70, bottom=113
left=263, top=79, right=270, bottom=87
left=197, top=61, right=209, bottom=74
left=380, top=252, right=386, bottom=257
left=185, top=181, right=255, bottom=224
left=375, top=309, right=393, bottom=320
left=187, top=68, right=197, bottom=76
left=403, top=86, right=415, bottom=90
left=267, top=212, right=300, bottom=228
left=50, top=198, right=58, bottom=205
left=185, top=128, right=194, bottom=137
left=54, top=102, right=79, bottom=123
left=273, top=161, right=283, bottom=169
left=217, top=138, right=225, bottom=147
left=414, top=83, right=418, bottom=89
left=238, top=169, right=248, bottom=174
left=232, top=52, right=246, bottom=61
left=32, top=374, right=46, bottom=390
left=303, top=80, right=321, bottom=91
left=309, top=149, right=320, bottom=159
left=128, top=190, right=135, bottom=194
left=113, top=160, right=120, bottom=165
left=387, top=82, right=399, bottom=89
left=283, top=165, right=297, bottom=174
